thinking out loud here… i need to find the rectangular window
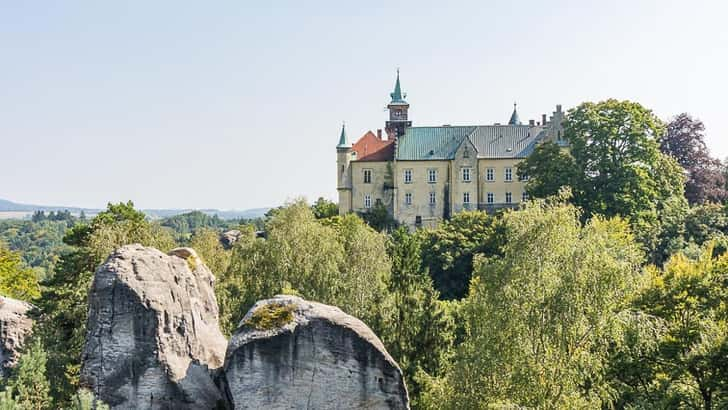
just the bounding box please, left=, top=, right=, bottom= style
left=363, top=169, right=372, bottom=184
left=487, top=192, right=494, bottom=204
left=463, top=192, right=471, bottom=204
left=506, top=192, right=512, bottom=204
left=522, top=192, right=528, bottom=202
left=364, top=194, right=372, bottom=208
left=505, top=167, right=513, bottom=182
left=405, top=192, right=412, bottom=206
left=404, top=169, right=413, bottom=184
left=415, top=215, right=422, bottom=227
left=486, top=168, right=494, bottom=182
left=429, top=191, right=436, bottom=205
left=428, top=169, right=437, bottom=183
left=462, top=167, right=471, bottom=182
left=519, top=171, right=529, bottom=181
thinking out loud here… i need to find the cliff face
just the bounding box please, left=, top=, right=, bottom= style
left=80, top=245, right=227, bottom=410
left=220, top=295, right=409, bottom=410
left=0, top=296, right=34, bottom=380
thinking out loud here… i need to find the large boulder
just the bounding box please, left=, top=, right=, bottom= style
left=219, top=230, right=242, bottom=250
left=81, top=245, right=227, bottom=409
left=0, top=296, right=33, bottom=379
left=220, top=295, right=409, bottom=409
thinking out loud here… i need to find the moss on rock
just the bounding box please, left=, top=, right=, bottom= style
left=244, top=303, right=295, bottom=331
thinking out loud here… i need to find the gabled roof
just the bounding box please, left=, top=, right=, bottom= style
left=397, top=125, right=546, bottom=160
left=352, top=131, right=395, bottom=162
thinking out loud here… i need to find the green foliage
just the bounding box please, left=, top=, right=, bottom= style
left=565, top=99, right=685, bottom=218
left=188, top=227, right=232, bottom=276
left=0, top=243, right=40, bottom=301
left=613, top=245, right=728, bottom=408
left=311, top=197, right=338, bottom=219
left=427, top=197, right=644, bottom=409
left=418, top=211, right=504, bottom=300
left=0, top=218, right=74, bottom=280
left=223, top=200, right=391, bottom=336
left=243, top=303, right=295, bottom=330
left=517, top=141, right=577, bottom=199
left=380, top=228, right=454, bottom=408
left=359, top=201, right=398, bottom=232
left=160, top=210, right=238, bottom=241
left=2, top=339, right=52, bottom=410
left=69, top=389, right=109, bottom=410
left=33, top=201, right=175, bottom=406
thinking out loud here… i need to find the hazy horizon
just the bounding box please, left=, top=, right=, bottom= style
left=2, top=1, right=727, bottom=210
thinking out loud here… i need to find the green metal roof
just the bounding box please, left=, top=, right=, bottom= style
left=396, top=125, right=546, bottom=160
left=389, top=70, right=407, bottom=104
left=336, top=123, right=350, bottom=148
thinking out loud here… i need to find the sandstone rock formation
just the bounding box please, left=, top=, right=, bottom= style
left=220, top=230, right=242, bottom=250
left=81, top=245, right=227, bottom=410
left=220, top=295, right=409, bottom=410
left=0, top=296, right=33, bottom=379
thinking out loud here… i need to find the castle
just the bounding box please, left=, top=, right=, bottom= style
left=336, top=71, right=567, bottom=228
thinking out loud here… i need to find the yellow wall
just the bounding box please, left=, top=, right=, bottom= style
left=477, top=158, right=527, bottom=207
left=393, top=160, right=450, bottom=228
left=350, top=161, right=392, bottom=213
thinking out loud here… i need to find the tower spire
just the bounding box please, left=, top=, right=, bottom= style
left=337, top=122, right=350, bottom=148
left=508, top=102, right=522, bottom=125
left=390, top=69, right=406, bottom=104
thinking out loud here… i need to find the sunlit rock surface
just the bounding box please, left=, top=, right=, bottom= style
left=81, top=245, right=227, bottom=409
left=0, top=296, right=33, bottom=379
left=220, top=295, right=409, bottom=410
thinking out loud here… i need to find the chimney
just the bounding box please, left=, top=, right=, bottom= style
left=529, top=119, right=535, bottom=126
left=556, top=104, right=562, bottom=113
left=542, top=114, right=547, bottom=125
left=377, top=129, right=383, bottom=140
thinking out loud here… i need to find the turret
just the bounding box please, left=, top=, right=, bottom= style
left=508, top=102, right=522, bottom=125
left=385, top=69, right=412, bottom=139
left=336, top=123, right=354, bottom=214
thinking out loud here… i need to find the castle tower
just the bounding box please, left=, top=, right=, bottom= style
left=385, top=70, right=412, bottom=139
left=336, top=122, right=354, bottom=215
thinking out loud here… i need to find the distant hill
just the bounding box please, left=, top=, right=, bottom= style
left=0, top=198, right=269, bottom=220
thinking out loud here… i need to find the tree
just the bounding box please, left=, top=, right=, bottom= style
left=428, top=197, right=644, bottom=409
left=359, top=201, right=398, bottom=232
left=69, top=389, right=109, bottom=410
left=34, top=201, right=175, bottom=405
left=517, top=141, right=577, bottom=199
left=0, top=243, right=40, bottom=301
left=4, top=339, right=52, bottom=410
left=311, top=197, right=338, bottom=219
left=565, top=99, right=685, bottom=218
left=618, top=245, right=728, bottom=409
left=418, top=211, right=504, bottom=300
left=381, top=228, right=454, bottom=408
left=225, top=201, right=391, bottom=333
left=661, top=114, right=728, bottom=204
left=188, top=227, right=232, bottom=276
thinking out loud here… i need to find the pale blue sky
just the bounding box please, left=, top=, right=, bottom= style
left=1, top=1, right=726, bottom=210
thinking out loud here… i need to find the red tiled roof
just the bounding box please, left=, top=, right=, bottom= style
left=352, top=131, right=395, bottom=162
